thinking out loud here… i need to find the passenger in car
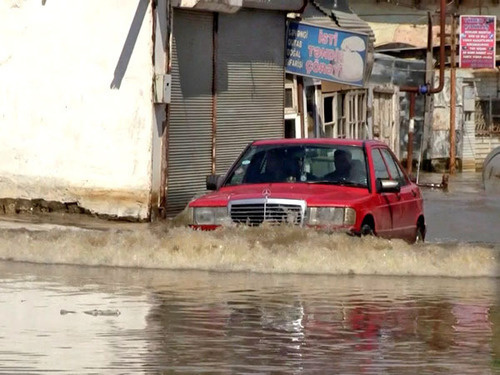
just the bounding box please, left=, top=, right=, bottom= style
left=324, top=149, right=352, bottom=181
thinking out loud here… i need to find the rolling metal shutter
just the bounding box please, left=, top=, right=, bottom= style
left=215, top=9, right=285, bottom=175
left=167, top=9, right=213, bottom=215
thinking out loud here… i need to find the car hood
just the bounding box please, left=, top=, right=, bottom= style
left=190, top=183, right=371, bottom=207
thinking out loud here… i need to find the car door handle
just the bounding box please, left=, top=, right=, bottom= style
left=411, top=190, right=417, bottom=197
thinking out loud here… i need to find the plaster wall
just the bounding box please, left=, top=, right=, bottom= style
left=0, top=0, right=154, bottom=219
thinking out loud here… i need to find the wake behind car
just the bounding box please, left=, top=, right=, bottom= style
left=188, top=138, right=425, bottom=243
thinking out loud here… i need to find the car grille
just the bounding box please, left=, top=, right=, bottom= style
left=229, top=199, right=306, bottom=226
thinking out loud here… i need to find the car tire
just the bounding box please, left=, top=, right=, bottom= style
left=414, top=226, right=425, bottom=244
left=360, top=223, right=374, bottom=236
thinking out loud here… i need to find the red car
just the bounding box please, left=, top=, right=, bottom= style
left=188, top=138, right=425, bottom=243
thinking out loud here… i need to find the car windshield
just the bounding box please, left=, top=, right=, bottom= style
left=225, top=144, right=368, bottom=188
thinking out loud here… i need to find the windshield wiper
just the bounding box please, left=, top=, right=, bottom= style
left=308, top=180, right=367, bottom=188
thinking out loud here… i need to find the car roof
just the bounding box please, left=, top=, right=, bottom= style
left=251, top=138, right=387, bottom=148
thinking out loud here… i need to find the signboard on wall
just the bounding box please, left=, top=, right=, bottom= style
left=459, top=15, right=496, bottom=69
left=285, top=21, right=368, bottom=87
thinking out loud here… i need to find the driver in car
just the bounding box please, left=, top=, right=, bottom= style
left=324, top=149, right=352, bottom=182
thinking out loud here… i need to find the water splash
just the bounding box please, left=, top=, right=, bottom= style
left=0, top=223, right=498, bottom=278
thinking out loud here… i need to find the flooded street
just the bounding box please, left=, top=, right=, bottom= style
left=422, top=172, right=500, bottom=244
left=0, top=173, right=499, bottom=374
left=1, top=263, right=499, bottom=374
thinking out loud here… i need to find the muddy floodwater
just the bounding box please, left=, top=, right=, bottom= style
left=0, top=173, right=498, bottom=374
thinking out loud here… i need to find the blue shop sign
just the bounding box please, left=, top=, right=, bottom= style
left=286, top=21, right=368, bottom=86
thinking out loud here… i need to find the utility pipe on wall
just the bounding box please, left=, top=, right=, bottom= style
left=400, top=0, right=446, bottom=95
left=400, top=0, right=447, bottom=174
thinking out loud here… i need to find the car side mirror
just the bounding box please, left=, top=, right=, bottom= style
left=376, top=178, right=401, bottom=193
left=206, top=174, right=223, bottom=190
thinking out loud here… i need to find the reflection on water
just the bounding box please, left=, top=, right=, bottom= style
left=0, top=263, right=498, bottom=374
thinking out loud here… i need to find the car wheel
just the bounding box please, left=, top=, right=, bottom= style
left=414, top=226, right=425, bottom=244
left=360, top=223, right=374, bottom=236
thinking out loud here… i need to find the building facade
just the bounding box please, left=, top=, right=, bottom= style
left=351, top=0, right=500, bottom=172
left=285, top=0, right=405, bottom=164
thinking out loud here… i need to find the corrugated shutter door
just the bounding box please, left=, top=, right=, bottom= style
left=167, top=9, right=213, bottom=215
left=215, top=9, right=285, bottom=175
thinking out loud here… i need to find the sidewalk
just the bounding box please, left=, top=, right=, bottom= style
left=0, top=212, right=150, bottom=232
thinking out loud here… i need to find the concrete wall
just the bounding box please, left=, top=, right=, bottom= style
left=430, top=69, right=500, bottom=170
left=0, top=0, right=155, bottom=219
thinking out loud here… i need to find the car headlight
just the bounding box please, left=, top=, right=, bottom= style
left=193, top=207, right=229, bottom=225
left=306, top=207, right=356, bottom=226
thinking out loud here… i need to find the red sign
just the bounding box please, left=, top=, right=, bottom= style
left=459, top=15, right=496, bottom=69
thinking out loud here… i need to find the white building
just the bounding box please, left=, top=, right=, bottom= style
left=0, top=0, right=304, bottom=220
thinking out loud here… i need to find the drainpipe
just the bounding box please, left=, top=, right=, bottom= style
left=401, top=0, right=446, bottom=94
left=400, top=0, right=446, bottom=174
left=159, top=0, right=173, bottom=219
left=211, top=13, right=219, bottom=175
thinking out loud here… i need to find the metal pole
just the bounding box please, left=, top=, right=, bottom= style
left=400, top=0, right=446, bottom=178
left=449, top=14, right=457, bottom=175
left=407, top=92, right=416, bottom=175
left=418, top=11, right=434, bottom=184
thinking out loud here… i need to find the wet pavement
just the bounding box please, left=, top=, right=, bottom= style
left=419, top=172, right=500, bottom=243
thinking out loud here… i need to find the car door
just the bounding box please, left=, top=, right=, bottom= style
left=379, top=148, right=420, bottom=240
left=369, top=147, right=396, bottom=238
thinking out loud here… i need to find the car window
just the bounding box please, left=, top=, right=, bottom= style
left=224, top=144, right=367, bottom=187
left=380, top=148, right=407, bottom=186
left=226, top=146, right=304, bottom=185
left=371, top=149, right=390, bottom=180
left=225, top=147, right=260, bottom=185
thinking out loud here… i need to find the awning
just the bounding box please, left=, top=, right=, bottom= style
left=172, top=0, right=306, bottom=13
left=242, top=0, right=305, bottom=11
left=305, top=0, right=375, bottom=45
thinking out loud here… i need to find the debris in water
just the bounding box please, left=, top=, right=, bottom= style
left=418, top=174, right=449, bottom=190
left=60, top=309, right=77, bottom=315
left=83, top=309, right=121, bottom=317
